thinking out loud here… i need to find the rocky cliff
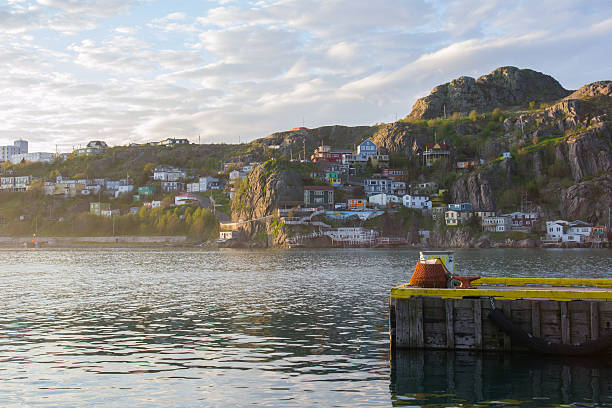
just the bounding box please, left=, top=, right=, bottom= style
left=449, top=80, right=611, bottom=222
left=231, top=160, right=304, bottom=241
left=408, top=66, right=571, bottom=119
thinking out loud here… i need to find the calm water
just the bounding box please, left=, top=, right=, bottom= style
left=1, top=248, right=611, bottom=407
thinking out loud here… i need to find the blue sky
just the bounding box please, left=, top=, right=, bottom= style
left=0, top=0, right=611, bottom=153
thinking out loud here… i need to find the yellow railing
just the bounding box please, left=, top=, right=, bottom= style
left=391, top=277, right=612, bottom=301
left=472, top=277, right=612, bottom=288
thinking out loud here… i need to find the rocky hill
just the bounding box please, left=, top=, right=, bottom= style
left=408, top=66, right=571, bottom=120
left=450, top=80, right=612, bottom=223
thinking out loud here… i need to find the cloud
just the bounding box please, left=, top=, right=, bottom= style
left=1, top=0, right=611, bottom=153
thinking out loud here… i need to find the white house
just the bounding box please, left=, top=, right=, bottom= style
left=153, top=165, right=186, bottom=181
left=115, top=185, right=134, bottom=197
left=229, top=170, right=248, bottom=180
left=402, top=194, right=432, bottom=210
left=187, top=176, right=221, bottom=192
left=482, top=216, right=512, bottom=232
left=369, top=193, right=401, bottom=207
left=546, top=220, right=593, bottom=242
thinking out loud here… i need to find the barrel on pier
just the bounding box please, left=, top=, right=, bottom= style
left=389, top=277, right=612, bottom=355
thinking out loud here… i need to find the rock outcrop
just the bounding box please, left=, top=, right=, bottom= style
left=231, top=160, right=304, bottom=240
left=560, top=174, right=612, bottom=224
left=408, top=66, right=571, bottom=119
left=451, top=173, right=496, bottom=210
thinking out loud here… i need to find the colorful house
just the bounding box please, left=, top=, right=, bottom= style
left=347, top=198, right=368, bottom=210
left=311, top=145, right=352, bottom=163
left=422, top=142, right=451, bottom=166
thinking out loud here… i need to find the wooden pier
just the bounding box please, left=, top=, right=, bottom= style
left=389, top=278, right=612, bottom=355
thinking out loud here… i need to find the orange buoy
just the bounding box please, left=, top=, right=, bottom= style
left=408, top=258, right=450, bottom=288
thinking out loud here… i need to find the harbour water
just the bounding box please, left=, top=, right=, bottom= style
left=1, top=248, right=611, bottom=407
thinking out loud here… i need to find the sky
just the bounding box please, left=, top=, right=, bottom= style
left=0, top=0, right=611, bottom=153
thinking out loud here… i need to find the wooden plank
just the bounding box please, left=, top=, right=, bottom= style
left=473, top=299, right=482, bottom=350
left=561, top=301, right=570, bottom=345
left=531, top=301, right=541, bottom=337
left=502, top=301, right=512, bottom=351
left=591, top=302, right=600, bottom=340
left=445, top=299, right=455, bottom=349
left=391, top=286, right=612, bottom=301
left=396, top=300, right=410, bottom=347
left=415, top=297, right=424, bottom=348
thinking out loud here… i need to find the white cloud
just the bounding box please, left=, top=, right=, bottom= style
left=1, top=0, right=611, bottom=153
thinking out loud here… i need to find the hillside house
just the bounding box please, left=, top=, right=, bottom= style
left=391, top=181, right=406, bottom=196
left=449, top=202, right=473, bottom=211
left=421, top=142, right=450, bottom=166
left=153, top=165, right=186, bottom=181
left=364, top=176, right=391, bottom=197
left=482, top=216, right=512, bottom=232
left=347, top=198, right=368, bottom=210
left=162, top=181, right=184, bottom=192
left=369, top=193, right=401, bottom=207
left=445, top=210, right=473, bottom=226
left=187, top=176, right=221, bottom=192
left=160, top=138, right=189, bottom=146
left=456, top=160, right=483, bottom=170
left=383, top=168, right=408, bottom=181
left=402, top=195, right=432, bottom=210
left=502, top=211, right=540, bottom=229
left=311, top=145, right=352, bottom=163
left=546, top=220, right=593, bottom=243
left=90, top=202, right=111, bottom=216
left=304, top=186, right=334, bottom=209
left=229, top=170, right=248, bottom=181
left=474, top=210, right=496, bottom=219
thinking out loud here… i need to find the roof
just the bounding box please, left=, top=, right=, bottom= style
left=425, top=142, right=449, bottom=150
left=304, top=185, right=334, bottom=191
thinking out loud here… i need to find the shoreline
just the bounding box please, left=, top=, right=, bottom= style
left=0, top=235, right=608, bottom=250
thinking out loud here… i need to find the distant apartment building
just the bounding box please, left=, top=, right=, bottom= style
left=10, top=152, right=55, bottom=164
left=0, top=139, right=28, bottom=162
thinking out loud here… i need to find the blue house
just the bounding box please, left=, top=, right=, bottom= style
left=357, top=139, right=378, bottom=156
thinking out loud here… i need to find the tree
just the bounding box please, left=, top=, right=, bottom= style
left=469, top=110, right=478, bottom=122
left=143, top=163, right=156, bottom=174
left=491, top=108, right=503, bottom=122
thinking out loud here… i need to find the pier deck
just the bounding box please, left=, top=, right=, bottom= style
left=389, top=278, right=612, bottom=354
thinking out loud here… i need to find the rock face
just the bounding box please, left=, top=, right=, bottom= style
left=231, top=160, right=304, bottom=239
left=560, top=174, right=612, bottom=224
left=451, top=173, right=496, bottom=210
left=408, top=66, right=571, bottom=119
left=566, top=122, right=612, bottom=181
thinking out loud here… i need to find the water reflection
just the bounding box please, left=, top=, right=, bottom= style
left=0, top=248, right=610, bottom=406
left=390, top=349, right=612, bottom=407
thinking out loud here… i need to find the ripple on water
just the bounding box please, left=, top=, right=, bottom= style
left=0, top=247, right=611, bottom=407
